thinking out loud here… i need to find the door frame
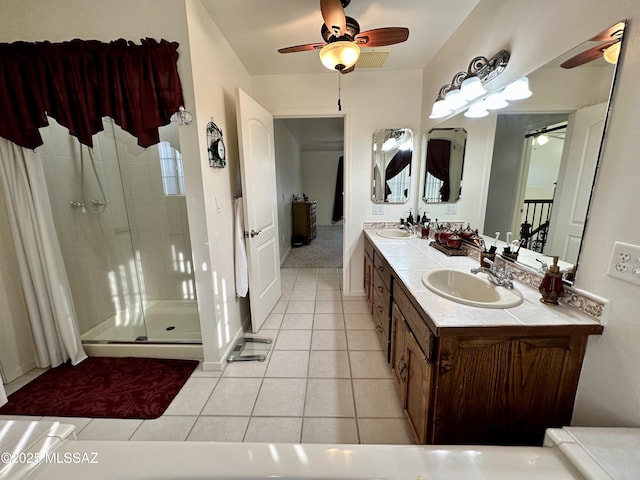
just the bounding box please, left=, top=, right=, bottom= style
left=272, top=108, right=350, bottom=294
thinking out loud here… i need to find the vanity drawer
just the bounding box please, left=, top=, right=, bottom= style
left=394, top=282, right=434, bottom=361
left=372, top=286, right=390, bottom=350
left=373, top=252, right=393, bottom=291
left=372, top=266, right=390, bottom=299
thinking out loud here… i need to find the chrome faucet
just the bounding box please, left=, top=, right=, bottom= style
left=470, top=258, right=515, bottom=289
left=400, top=222, right=416, bottom=235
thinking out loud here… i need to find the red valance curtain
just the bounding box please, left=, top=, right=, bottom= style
left=0, top=38, right=184, bottom=150
left=426, top=138, right=451, bottom=201
left=384, top=149, right=412, bottom=201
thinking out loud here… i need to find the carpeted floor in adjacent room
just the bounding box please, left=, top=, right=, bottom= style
left=283, top=225, right=342, bottom=268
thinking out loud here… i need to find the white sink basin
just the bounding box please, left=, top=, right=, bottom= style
left=421, top=269, right=523, bottom=309
left=376, top=228, right=415, bottom=239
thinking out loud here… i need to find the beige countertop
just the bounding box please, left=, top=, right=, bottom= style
left=364, top=229, right=602, bottom=331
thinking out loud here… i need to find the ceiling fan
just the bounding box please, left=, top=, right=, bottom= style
left=278, top=0, right=410, bottom=74
left=560, top=21, right=625, bottom=69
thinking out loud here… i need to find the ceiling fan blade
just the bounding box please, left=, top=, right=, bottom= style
left=560, top=40, right=618, bottom=69
left=320, top=0, right=346, bottom=37
left=278, top=43, right=326, bottom=54
left=589, top=21, right=625, bottom=41
left=355, top=27, right=409, bottom=47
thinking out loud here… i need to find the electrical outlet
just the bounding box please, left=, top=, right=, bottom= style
left=372, top=204, right=384, bottom=215
left=607, top=241, right=640, bottom=285
left=445, top=203, right=457, bottom=215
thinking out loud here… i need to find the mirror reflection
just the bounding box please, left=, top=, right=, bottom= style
left=371, top=128, right=413, bottom=203
left=426, top=21, right=625, bottom=284
left=422, top=128, right=467, bottom=203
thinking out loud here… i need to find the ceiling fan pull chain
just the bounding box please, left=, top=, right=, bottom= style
left=338, top=73, right=342, bottom=111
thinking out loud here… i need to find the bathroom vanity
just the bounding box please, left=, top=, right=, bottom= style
left=363, top=229, right=604, bottom=446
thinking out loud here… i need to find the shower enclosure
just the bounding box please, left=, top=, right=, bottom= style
left=38, top=117, right=201, bottom=345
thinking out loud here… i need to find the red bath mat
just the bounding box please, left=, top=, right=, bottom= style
left=0, top=357, right=198, bottom=419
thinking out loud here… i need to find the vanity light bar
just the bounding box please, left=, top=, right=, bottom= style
left=429, top=51, right=535, bottom=120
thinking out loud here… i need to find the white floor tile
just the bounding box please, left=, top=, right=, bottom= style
left=261, top=313, right=284, bottom=330
left=349, top=351, right=392, bottom=378
left=274, top=330, right=312, bottom=350
left=313, top=313, right=345, bottom=329
left=346, top=330, right=383, bottom=350
left=343, top=300, right=371, bottom=314
left=344, top=313, right=376, bottom=330
left=40, top=416, right=92, bottom=434
left=187, top=416, right=249, bottom=442
left=164, top=377, right=219, bottom=415
left=311, top=330, right=348, bottom=350
left=130, top=416, right=197, bottom=441
left=302, top=417, right=358, bottom=444
left=281, top=313, right=314, bottom=329
left=357, top=418, right=415, bottom=444
left=244, top=417, right=302, bottom=443
left=76, top=418, right=143, bottom=440
left=289, top=289, right=317, bottom=301
left=286, top=301, right=316, bottom=314
left=189, top=362, right=223, bottom=378
left=265, top=350, right=309, bottom=378
left=342, top=295, right=367, bottom=302
left=316, top=290, right=342, bottom=302
left=293, top=281, right=318, bottom=290
left=352, top=379, right=404, bottom=418
left=304, top=379, right=355, bottom=417
left=308, top=350, right=351, bottom=378
left=315, top=300, right=343, bottom=314
left=271, top=300, right=288, bottom=314
left=253, top=378, right=306, bottom=417
left=201, top=378, right=262, bottom=416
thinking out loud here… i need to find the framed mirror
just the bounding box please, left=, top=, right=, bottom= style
left=480, top=20, right=625, bottom=284
left=422, top=128, right=467, bottom=203
left=371, top=128, right=413, bottom=203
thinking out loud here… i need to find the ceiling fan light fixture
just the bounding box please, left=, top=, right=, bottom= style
left=603, top=42, right=621, bottom=64
left=319, top=41, right=360, bottom=71
left=503, top=76, right=532, bottom=100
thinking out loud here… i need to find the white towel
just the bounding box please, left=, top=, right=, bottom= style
left=234, top=197, right=249, bottom=297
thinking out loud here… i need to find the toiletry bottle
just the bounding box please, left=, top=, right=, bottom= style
left=407, top=209, right=414, bottom=224
left=539, top=256, right=565, bottom=305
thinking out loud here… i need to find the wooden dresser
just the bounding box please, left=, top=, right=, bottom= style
left=292, top=201, right=317, bottom=245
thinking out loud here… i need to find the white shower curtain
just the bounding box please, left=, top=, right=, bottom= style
left=0, top=138, right=87, bottom=375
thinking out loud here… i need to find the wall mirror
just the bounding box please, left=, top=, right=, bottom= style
left=371, top=128, right=413, bottom=203
left=422, top=128, right=467, bottom=203
left=481, top=20, right=626, bottom=284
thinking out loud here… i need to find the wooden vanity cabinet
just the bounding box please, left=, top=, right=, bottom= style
left=363, top=237, right=374, bottom=313
left=365, top=235, right=604, bottom=446
left=391, top=302, right=433, bottom=445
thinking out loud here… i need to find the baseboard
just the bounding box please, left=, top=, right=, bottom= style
left=280, top=245, right=291, bottom=266
left=0, top=359, right=37, bottom=384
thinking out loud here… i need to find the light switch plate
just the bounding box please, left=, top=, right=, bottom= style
left=607, top=241, right=640, bottom=285
left=372, top=204, right=384, bottom=215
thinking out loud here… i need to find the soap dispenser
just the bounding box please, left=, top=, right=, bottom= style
left=539, top=256, right=565, bottom=305
left=406, top=209, right=414, bottom=224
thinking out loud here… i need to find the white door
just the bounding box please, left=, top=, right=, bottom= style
left=236, top=88, right=281, bottom=333
left=547, top=103, right=606, bottom=264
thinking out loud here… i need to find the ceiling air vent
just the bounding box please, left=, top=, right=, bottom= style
left=356, top=50, right=390, bottom=68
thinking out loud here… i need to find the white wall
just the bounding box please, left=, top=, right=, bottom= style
left=302, top=151, right=343, bottom=225
left=421, top=0, right=640, bottom=427
left=252, top=69, right=423, bottom=295
left=274, top=121, right=303, bottom=262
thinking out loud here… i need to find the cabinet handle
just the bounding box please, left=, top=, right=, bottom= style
left=376, top=286, right=384, bottom=293
left=377, top=265, right=385, bottom=272
left=397, top=358, right=405, bottom=372
left=376, top=305, right=383, bottom=313
left=399, top=365, right=408, bottom=382
left=376, top=325, right=383, bottom=333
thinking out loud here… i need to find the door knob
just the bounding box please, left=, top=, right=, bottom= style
left=250, top=229, right=262, bottom=238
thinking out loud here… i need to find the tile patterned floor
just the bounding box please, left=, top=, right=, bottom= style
left=1, top=268, right=414, bottom=445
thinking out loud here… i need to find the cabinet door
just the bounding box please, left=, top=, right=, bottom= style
left=363, top=252, right=373, bottom=312
left=391, top=303, right=408, bottom=401
left=404, top=328, right=432, bottom=445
